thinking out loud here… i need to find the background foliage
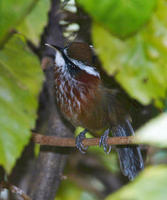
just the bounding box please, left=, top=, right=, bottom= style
left=1, top=0, right=167, bottom=199
left=0, top=0, right=46, bottom=173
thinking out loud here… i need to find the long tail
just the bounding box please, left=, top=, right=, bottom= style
left=112, top=119, right=144, bottom=180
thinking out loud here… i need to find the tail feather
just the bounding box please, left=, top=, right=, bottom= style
left=112, top=120, right=144, bottom=180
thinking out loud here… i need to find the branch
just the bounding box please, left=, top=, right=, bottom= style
left=0, top=181, right=31, bottom=200
left=26, top=1, right=74, bottom=199
left=32, top=133, right=138, bottom=147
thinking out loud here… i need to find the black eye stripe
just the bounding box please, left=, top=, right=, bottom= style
left=62, top=49, right=100, bottom=78
left=62, top=55, right=81, bottom=76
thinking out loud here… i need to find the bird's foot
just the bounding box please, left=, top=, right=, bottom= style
left=99, top=129, right=112, bottom=154
left=75, top=129, right=88, bottom=154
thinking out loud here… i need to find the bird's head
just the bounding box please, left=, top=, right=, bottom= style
left=45, top=42, right=100, bottom=79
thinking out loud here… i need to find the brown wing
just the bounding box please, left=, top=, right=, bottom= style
left=103, top=88, right=131, bottom=127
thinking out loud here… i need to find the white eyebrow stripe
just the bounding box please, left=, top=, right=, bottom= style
left=69, top=58, right=100, bottom=78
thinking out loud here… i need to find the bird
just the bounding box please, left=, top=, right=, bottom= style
left=46, top=42, right=144, bottom=180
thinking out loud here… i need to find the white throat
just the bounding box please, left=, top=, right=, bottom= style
left=55, top=50, right=65, bottom=68
left=55, top=49, right=100, bottom=78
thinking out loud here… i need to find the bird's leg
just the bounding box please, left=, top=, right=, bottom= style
left=75, top=129, right=88, bottom=154
left=99, top=128, right=112, bottom=154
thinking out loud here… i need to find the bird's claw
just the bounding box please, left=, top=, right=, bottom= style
left=99, top=129, right=112, bottom=154
left=75, top=129, right=88, bottom=154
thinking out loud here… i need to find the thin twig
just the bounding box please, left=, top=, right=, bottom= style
left=32, top=133, right=137, bottom=147
left=0, top=181, right=31, bottom=200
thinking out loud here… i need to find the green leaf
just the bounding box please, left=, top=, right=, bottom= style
left=92, top=0, right=167, bottom=106
left=0, top=34, right=44, bottom=173
left=77, top=0, right=156, bottom=38
left=17, top=0, right=50, bottom=45
left=0, top=0, right=38, bottom=46
left=136, top=113, right=167, bottom=148
left=106, top=165, right=167, bottom=200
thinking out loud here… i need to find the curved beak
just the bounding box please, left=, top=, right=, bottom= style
left=45, top=43, right=62, bottom=52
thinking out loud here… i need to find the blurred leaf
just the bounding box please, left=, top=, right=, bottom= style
left=0, top=34, right=43, bottom=173
left=89, top=146, right=119, bottom=173
left=151, top=150, right=167, bottom=164
left=106, top=165, right=167, bottom=200
left=164, top=98, right=167, bottom=112
left=93, top=0, right=167, bottom=106
left=34, top=144, right=40, bottom=157
left=136, top=113, right=167, bottom=148
left=55, top=180, right=97, bottom=200
left=77, top=0, right=156, bottom=38
left=0, top=0, right=38, bottom=46
left=55, top=180, right=82, bottom=200
left=17, top=0, right=50, bottom=45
